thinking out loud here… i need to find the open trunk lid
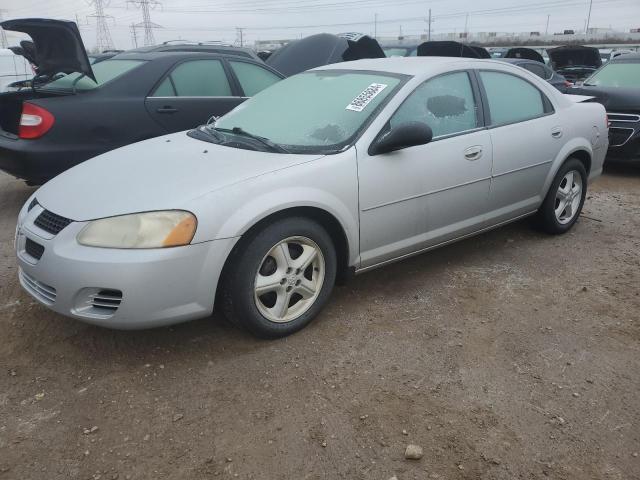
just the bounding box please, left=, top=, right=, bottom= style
left=266, top=33, right=384, bottom=77
left=504, top=47, right=544, bottom=63
left=0, top=18, right=95, bottom=81
left=416, top=41, right=490, bottom=59
left=547, top=45, right=602, bottom=71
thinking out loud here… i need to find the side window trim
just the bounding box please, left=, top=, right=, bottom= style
left=147, top=57, right=238, bottom=98
left=476, top=68, right=555, bottom=129
left=220, top=57, right=244, bottom=98
left=370, top=69, right=485, bottom=150
left=227, top=58, right=283, bottom=97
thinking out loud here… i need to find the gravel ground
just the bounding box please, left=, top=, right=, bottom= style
left=0, top=166, right=639, bottom=480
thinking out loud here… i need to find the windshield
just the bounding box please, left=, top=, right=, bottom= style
left=40, top=59, right=144, bottom=91
left=384, top=48, right=409, bottom=57
left=585, top=62, right=640, bottom=88
left=214, top=70, right=404, bottom=154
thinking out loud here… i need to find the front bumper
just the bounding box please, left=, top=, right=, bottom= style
left=15, top=203, right=238, bottom=329
left=606, top=117, right=640, bottom=162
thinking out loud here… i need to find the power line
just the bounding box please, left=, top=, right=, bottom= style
left=88, top=0, right=115, bottom=51
left=127, top=0, right=161, bottom=46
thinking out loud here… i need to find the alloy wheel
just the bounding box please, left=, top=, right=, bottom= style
left=554, top=170, right=583, bottom=225
left=254, top=236, right=325, bottom=323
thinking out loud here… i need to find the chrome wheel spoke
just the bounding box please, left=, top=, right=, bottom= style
left=255, top=275, right=282, bottom=296
left=271, top=243, right=293, bottom=270
left=271, top=289, right=292, bottom=319
left=296, top=277, right=317, bottom=299
left=293, top=245, right=317, bottom=270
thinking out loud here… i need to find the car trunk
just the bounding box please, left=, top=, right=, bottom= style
left=0, top=90, right=65, bottom=135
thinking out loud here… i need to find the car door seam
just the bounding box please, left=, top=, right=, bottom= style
left=491, top=158, right=553, bottom=179
left=361, top=175, right=492, bottom=212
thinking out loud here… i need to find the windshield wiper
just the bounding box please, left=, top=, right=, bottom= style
left=71, top=73, right=86, bottom=94
left=215, top=126, right=290, bottom=153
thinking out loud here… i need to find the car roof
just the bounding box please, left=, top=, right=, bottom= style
left=610, top=52, right=640, bottom=62
left=312, top=56, right=509, bottom=75
left=104, top=50, right=263, bottom=62
left=496, top=58, right=543, bottom=65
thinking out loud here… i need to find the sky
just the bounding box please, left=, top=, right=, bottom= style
left=1, top=0, right=639, bottom=50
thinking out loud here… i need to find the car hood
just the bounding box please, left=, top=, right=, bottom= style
left=35, top=132, right=323, bottom=221
left=0, top=18, right=95, bottom=81
left=567, top=85, right=640, bottom=111
left=547, top=45, right=602, bottom=70
left=504, top=47, right=544, bottom=63
left=266, top=32, right=384, bottom=77
left=416, top=41, right=490, bottom=59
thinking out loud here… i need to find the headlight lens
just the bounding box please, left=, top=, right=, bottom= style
left=77, top=211, right=197, bottom=249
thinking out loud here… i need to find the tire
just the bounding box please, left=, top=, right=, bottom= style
left=536, top=158, right=588, bottom=234
left=219, top=217, right=337, bottom=338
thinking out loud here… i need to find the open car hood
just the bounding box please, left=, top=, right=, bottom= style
left=417, top=41, right=490, bottom=59
left=547, top=45, right=602, bottom=70
left=505, top=47, right=544, bottom=63
left=266, top=32, right=385, bottom=77
left=0, top=18, right=95, bottom=81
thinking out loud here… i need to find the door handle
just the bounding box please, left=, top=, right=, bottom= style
left=464, top=146, right=483, bottom=161
left=157, top=106, right=178, bottom=114
left=551, top=127, right=563, bottom=138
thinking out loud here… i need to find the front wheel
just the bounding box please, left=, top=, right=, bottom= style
left=536, top=158, right=587, bottom=234
left=220, top=217, right=337, bottom=338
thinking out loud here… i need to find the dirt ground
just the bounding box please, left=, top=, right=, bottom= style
left=0, top=166, right=639, bottom=480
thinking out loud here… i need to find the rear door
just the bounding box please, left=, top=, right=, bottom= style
left=478, top=70, right=563, bottom=225
left=145, top=58, right=244, bottom=132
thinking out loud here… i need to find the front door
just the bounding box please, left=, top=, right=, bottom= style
left=358, top=71, right=493, bottom=268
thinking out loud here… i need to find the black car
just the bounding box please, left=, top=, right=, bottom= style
left=0, top=19, right=283, bottom=184
left=497, top=58, right=571, bottom=92
left=266, top=33, right=385, bottom=77
left=568, top=53, right=640, bottom=162
left=131, top=41, right=263, bottom=62
left=547, top=45, right=602, bottom=83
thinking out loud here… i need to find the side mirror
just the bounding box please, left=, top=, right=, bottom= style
left=369, top=121, right=433, bottom=155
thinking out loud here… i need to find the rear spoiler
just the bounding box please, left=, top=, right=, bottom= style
left=564, top=94, right=595, bottom=103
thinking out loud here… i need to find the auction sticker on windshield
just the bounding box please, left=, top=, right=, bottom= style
left=346, top=83, right=388, bottom=112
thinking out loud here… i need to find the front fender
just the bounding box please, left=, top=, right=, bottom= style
left=187, top=152, right=361, bottom=266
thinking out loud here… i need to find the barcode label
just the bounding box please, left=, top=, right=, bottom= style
left=346, top=83, right=388, bottom=112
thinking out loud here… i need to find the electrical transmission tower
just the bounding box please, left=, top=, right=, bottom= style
left=0, top=10, right=9, bottom=48
left=235, top=28, right=244, bottom=47
left=88, top=0, right=115, bottom=52
left=128, top=0, right=161, bottom=46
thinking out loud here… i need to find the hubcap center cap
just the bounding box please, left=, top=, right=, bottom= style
left=286, top=274, right=297, bottom=286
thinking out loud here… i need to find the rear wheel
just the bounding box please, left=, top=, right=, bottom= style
left=536, top=158, right=587, bottom=234
left=220, top=217, right=337, bottom=338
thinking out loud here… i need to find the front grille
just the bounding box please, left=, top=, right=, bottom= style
left=24, top=238, right=44, bottom=260
left=609, top=127, right=634, bottom=147
left=19, top=269, right=57, bottom=305
left=90, top=289, right=123, bottom=314
left=34, top=210, right=72, bottom=235
left=608, top=112, right=640, bottom=123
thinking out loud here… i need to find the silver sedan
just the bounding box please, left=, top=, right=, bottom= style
left=15, top=57, right=608, bottom=337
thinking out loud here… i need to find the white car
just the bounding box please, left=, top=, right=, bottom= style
left=0, top=48, right=31, bottom=92
left=15, top=57, right=608, bottom=337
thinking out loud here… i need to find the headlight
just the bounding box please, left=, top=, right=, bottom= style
left=77, top=211, right=197, bottom=249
